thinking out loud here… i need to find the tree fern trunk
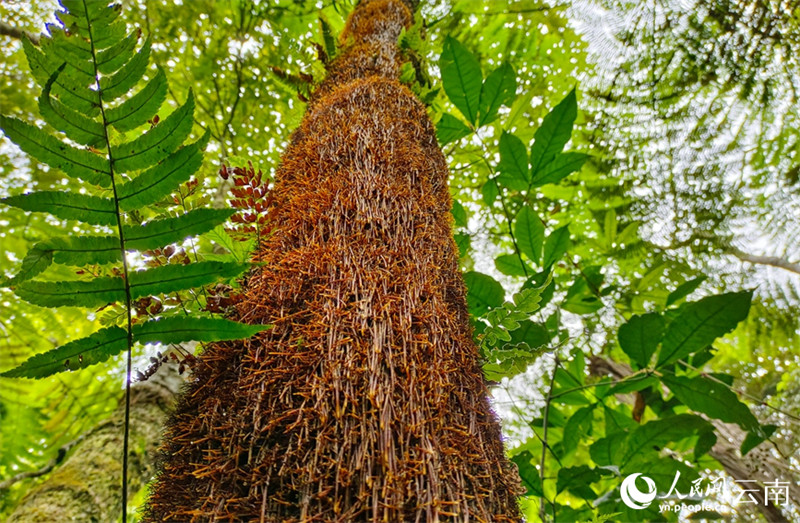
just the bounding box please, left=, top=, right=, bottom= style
left=145, top=1, right=522, bottom=520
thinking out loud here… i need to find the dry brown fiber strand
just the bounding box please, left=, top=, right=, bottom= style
left=144, top=0, right=523, bottom=520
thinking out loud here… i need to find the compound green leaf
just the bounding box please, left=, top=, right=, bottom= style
left=436, top=113, right=472, bottom=145
left=28, top=208, right=234, bottom=270
left=657, top=291, right=753, bottom=367
left=1, top=191, right=116, bottom=226
left=0, top=326, right=128, bottom=378
left=618, top=312, right=665, bottom=369
left=9, top=236, right=119, bottom=283
left=515, top=205, right=544, bottom=265
left=530, top=152, right=587, bottom=187
left=128, top=261, right=247, bottom=299
left=23, top=36, right=98, bottom=115
left=482, top=344, right=547, bottom=381
left=0, top=116, right=110, bottom=187
left=661, top=374, right=759, bottom=431
left=97, top=29, right=140, bottom=74
left=46, top=236, right=119, bottom=265
left=125, top=209, right=236, bottom=251
left=106, top=67, right=168, bottom=133
left=478, top=61, right=516, bottom=126
left=88, top=19, right=127, bottom=50
left=117, top=130, right=208, bottom=210
left=439, top=36, right=483, bottom=124
left=62, top=0, right=121, bottom=30
left=2, top=246, right=53, bottom=286
left=47, top=24, right=92, bottom=61
left=497, top=132, right=529, bottom=191
left=319, top=14, right=337, bottom=60
left=133, top=317, right=269, bottom=345
left=112, top=90, right=194, bottom=172
left=40, top=30, right=93, bottom=77
left=100, top=37, right=152, bottom=102
left=38, top=66, right=104, bottom=147
left=463, top=271, right=504, bottom=315
left=25, top=32, right=93, bottom=83
left=15, top=276, right=125, bottom=308
left=530, top=89, right=577, bottom=180
left=514, top=285, right=545, bottom=313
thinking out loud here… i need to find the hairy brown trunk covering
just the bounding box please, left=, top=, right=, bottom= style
left=144, top=1, right=522, bottom=520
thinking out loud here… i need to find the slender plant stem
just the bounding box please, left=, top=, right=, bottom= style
left=472, top=132, right=529, bottom=277
left=82, top=2, right=135, bottom=520
left=540, top=354, right=559, bottom=522
left=444, top=129, right=528, bottom=276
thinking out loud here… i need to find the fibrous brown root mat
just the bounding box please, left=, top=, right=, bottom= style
left=144, top=0, right=523, bottom=521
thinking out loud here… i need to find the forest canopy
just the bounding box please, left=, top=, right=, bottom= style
left=0, top=0, right=798, bottom=521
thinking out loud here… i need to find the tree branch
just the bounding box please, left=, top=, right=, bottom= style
left=0, top=20, right=39, bottom=45
left=647, top=235, right=800, bottom=276
left=462, top=4, right=569, bottom=15
left=0, top=434, right=87, bottom=491
left=726, top=246, right=800, bottom=276
left=589, top=356, right=797, bottom=523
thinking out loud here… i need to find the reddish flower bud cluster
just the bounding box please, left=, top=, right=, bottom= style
left=134, top=296, right=163, bottom=316
left=219, top=162, right=271, bottom=240
left=172, top=177, right=200, bottom=205
left=204, top=283, right=244, bottom=314
left=135, top=349, right=198, bottom=382
left=142, top=246, right=191, bottom=268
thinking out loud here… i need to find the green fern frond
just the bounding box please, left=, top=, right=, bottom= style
left=319, top=14, right=338, bottom=62
left=106, top=66, right=167, bottom=132
left=1, top=191, right=117, bottom=226
left=1, top=318, right=268, bottom=380
left=8, top=208, right=237, bottom=283
left=0, top=1, right=267, bottom=380
left=0, top=114, right=112, bottom=186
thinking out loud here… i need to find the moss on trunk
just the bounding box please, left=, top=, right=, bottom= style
left=7, top=368, right=181, bottom=522
left=145, top=1, right=522, bottom=520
